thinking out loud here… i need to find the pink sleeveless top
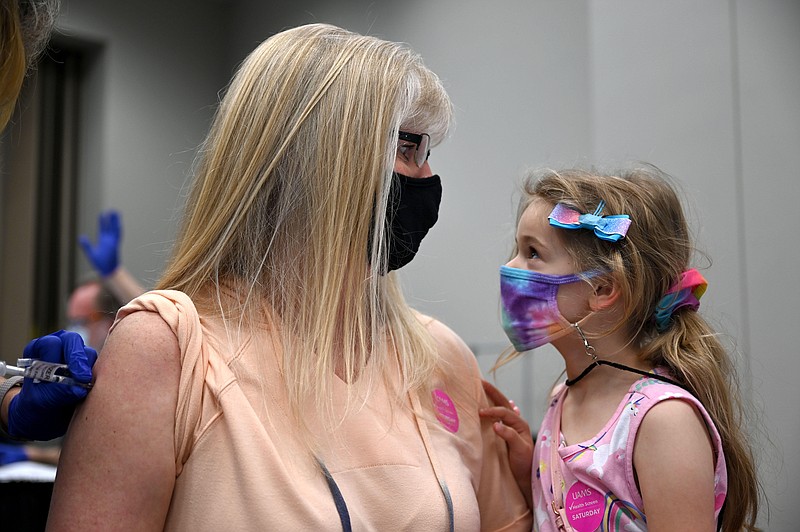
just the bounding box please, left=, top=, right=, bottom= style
left=531, top=376, right=727, bottom=531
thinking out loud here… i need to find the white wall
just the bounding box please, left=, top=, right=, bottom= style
left=52, top=1, right=797, bottom=528
left=736, top=2, right=800, bottom=528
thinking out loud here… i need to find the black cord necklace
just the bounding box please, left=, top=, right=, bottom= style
left=565, top=359, right=682, bottom=387
left=566, top=323, right=683, bottom=387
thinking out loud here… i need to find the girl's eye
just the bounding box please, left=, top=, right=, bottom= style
left=528, top=247, right=540, bottom=260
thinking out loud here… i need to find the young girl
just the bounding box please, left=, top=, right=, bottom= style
left=483, top=165, right=759, bottom=531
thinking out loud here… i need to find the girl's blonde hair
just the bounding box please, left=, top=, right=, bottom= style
left=157, top=24, right=452, bottom=431
left=0, top=0, right=59, bottom=128
left=513, top=164, right=759, bottom=531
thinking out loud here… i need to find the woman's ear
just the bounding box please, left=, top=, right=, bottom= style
left=589, top=277, right=621, bottom=311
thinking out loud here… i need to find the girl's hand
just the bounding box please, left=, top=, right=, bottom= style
left=479, top=379, right=533, bottom=510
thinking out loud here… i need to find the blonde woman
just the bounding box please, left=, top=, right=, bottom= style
left=48, top=24, right=531, bottom=530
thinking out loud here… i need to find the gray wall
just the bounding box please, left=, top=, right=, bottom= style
left=58, top=0, right=231, bottom=288
left=53, top=1, right=799, bottom=529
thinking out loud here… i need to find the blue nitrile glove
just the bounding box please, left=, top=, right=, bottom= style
left=8, top=331, right=98, bottom=441
left=0, top=443, right=29, bottom=465
left=79, top=210, right=122, bottom=277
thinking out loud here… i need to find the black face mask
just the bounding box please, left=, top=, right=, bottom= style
left=384, top=172, right=442, bottom=271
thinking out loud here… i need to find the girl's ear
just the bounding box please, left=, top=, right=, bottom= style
left=589, top=277, right=621, bottom=311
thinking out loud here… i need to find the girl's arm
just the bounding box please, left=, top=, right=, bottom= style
left=633, top=399, right=717, bottom=532
left=47, top=311, right=180, bottom=531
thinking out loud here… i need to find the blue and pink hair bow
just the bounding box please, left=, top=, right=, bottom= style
left=653, top=269, right=707, bottom=332
left=548, top=201, right=631, bottom=242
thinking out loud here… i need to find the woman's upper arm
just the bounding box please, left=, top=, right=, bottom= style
left=422, top=317, right=532, bottom=530
left=633, top=399, right=717, bottom=532
left=48, top=310, right=181, bottom=531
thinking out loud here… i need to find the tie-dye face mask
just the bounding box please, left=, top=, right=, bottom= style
left=499, top=265, right=594, bottom=352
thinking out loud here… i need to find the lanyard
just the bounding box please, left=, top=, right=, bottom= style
left=317, top=457, right=352, bottom=532
left=316, top=389, right=455, bottom=532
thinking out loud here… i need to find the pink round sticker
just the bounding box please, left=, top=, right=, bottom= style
left=565, top=480, right=604, bottom=531
left=432, top=389, right=459, bottom=433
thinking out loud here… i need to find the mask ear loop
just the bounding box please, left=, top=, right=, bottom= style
left=565, top=323, right=600, bottom=386
left=574, top=322, right=597, bottom=360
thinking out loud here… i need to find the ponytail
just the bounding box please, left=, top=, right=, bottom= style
left=643, top=310, right=760, bottom=531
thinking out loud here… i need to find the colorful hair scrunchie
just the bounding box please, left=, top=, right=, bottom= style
left=653, top=269, right=707, bottom=332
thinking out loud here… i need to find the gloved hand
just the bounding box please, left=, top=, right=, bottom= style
left=79, top=210, right=122, bottom=277
left=8, top=331, right=98, bottom=441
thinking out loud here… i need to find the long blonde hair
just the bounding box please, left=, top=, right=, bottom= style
left=0, top=0, right=59, bottom=128
left=513, top=164, right=759, bottom=530
left=157, top=24, right=452, bottom=429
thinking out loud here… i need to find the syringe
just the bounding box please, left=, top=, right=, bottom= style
left=0, top=359, right=93, bottom=389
